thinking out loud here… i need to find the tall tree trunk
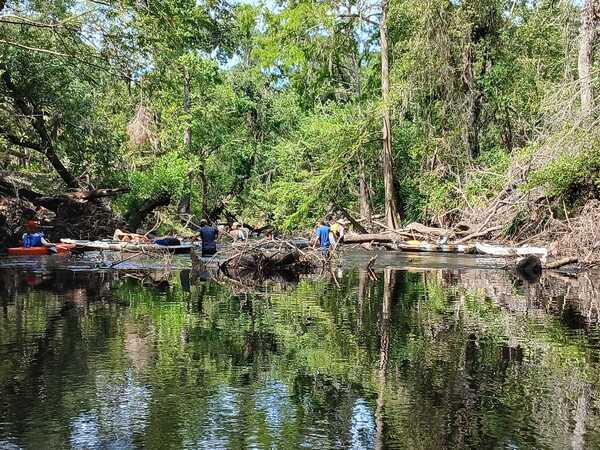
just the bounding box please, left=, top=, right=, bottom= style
left=183, top=66, right=192, bottom=151
left=178, top=171, right=193, bottom=222
left=358, top=155, right=372, bottom=228
left=352, top=44, right=373, bottom=228
left=179, top=67, right=193, bottom=219
left=45, top=147, right=78, bottom=189
left=463, top=44, right=482, bottom=159
left=578, top=0, right=599, bottom=120
left=380, top=0, right=400, bottom=230
left=199, top=164, right=209, bottom=219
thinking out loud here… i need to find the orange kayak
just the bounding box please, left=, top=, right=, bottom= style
left=7, top=244, right=76, bottom=256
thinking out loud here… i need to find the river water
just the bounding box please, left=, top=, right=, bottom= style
left=1, top=254, right=600, bottom=449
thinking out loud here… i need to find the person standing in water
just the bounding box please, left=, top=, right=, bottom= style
left=313, top=220, right=331, bottom=257
left=198, top=219, right=219, bottom=257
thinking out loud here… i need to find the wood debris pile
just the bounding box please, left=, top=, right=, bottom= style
left=218, top=239, right=327, bottom=279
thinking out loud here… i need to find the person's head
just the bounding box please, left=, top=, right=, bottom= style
left=25, top=219, right=38, bottom=233
left=200, top=219, right=208, bottom=227
left=320, top=220, right=327, bottom=226
left=232, top=222, right=239, bottom=229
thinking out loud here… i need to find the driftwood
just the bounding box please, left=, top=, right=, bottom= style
left=343, top=233, right=397, bottom=244
left=404, top=222, right=451, bottom=237
left=219, top=239, right=325, bottom=279
left=544, top=257, right=579, bottom=270
left=475, top=242, right=548, bottom=259
left=454, top=225, right=503, bottom=244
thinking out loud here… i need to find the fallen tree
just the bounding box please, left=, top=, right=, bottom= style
left=0, top=178, right=128, bottom=242
left=125, top=192, right=171, bottom=231
left=216, top=239, right=326, bottom=280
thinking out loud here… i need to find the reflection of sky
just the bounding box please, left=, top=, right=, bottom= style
left=184, top=385, right=241, bottom=449
left=255, top=379, right=295, bottom=431
left=350, top=398, right=375, bottom=450
left=69, top=369, right=151, bottom=449
left=70, top=413, right=100, bottom=450
left=0, top=439, right=21, bottom=450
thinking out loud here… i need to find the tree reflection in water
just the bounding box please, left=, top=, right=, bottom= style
left=1, top=266, right=600, bottom=448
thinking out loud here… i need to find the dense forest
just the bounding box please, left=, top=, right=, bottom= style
left=0, top=0, right=599, bottom=247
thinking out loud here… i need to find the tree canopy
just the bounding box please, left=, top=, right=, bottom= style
left=0, top=0, right=597, bottom=233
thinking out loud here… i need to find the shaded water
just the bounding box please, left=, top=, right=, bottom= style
left=1, top=262, right=600, bottom=449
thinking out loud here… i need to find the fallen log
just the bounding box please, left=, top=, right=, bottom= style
left=343, top=234, right=477, bottom=253
left=333, top=203, right=368, bottom=234
left=544, top=257, right=579, bottom=270
left=0, top=179, right=130, bottom=211
left=126, top=192, right=171, bottom=231
left=404, top=222, right=451, bottom=237
left=454, top=225, right=503, bottom=244
left=343, top=232, right=397, bottom=244
left=475, top=242, right=548, bottom=259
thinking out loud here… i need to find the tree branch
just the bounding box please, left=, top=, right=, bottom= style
left=0, top=39, right=73, bottom=57
left=0, top=126, right=43, bottom=152
left=1, top=65, right=78, bottom=188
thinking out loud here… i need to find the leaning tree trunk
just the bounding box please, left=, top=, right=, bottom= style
left=578, top=0, right=599, bottom=120
left=127, top=192, right=171, bottom=231
left=380, top=0, right=400, bottom=230
left=358, top=155, right=372, bottom=229
left=0, top=66, right=78, bottom=188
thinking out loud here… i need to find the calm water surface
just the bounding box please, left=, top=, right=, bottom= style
left=1, top=262, right=600, bottom=449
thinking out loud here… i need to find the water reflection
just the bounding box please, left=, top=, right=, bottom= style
left=1, top=265, right=600, bottom=448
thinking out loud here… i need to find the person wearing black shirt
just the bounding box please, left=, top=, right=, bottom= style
left=198, top=219, right=218, bottom=257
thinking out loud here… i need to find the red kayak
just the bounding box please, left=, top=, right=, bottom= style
left=7, top=244, right=76, bottom=256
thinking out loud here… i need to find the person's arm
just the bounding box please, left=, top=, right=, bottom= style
left=40, top=236, right=53, bottom=247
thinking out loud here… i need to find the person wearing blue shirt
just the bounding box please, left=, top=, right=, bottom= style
left=22, top=218, right=52, bottom=248
left=314, top=220, right=331, bottom=256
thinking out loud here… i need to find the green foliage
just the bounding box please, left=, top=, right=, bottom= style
left=116, top=152, right=195, bottom=213
left=0, top=0, right=594, bottom=231
left=527, top=147, right=600, bottom=197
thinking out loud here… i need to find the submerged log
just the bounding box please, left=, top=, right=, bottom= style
left=513, top=255, right=543, bottom=282
left=343, top=233, right=397, bottom=244
left=219, top=239, right=323, bottom=278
